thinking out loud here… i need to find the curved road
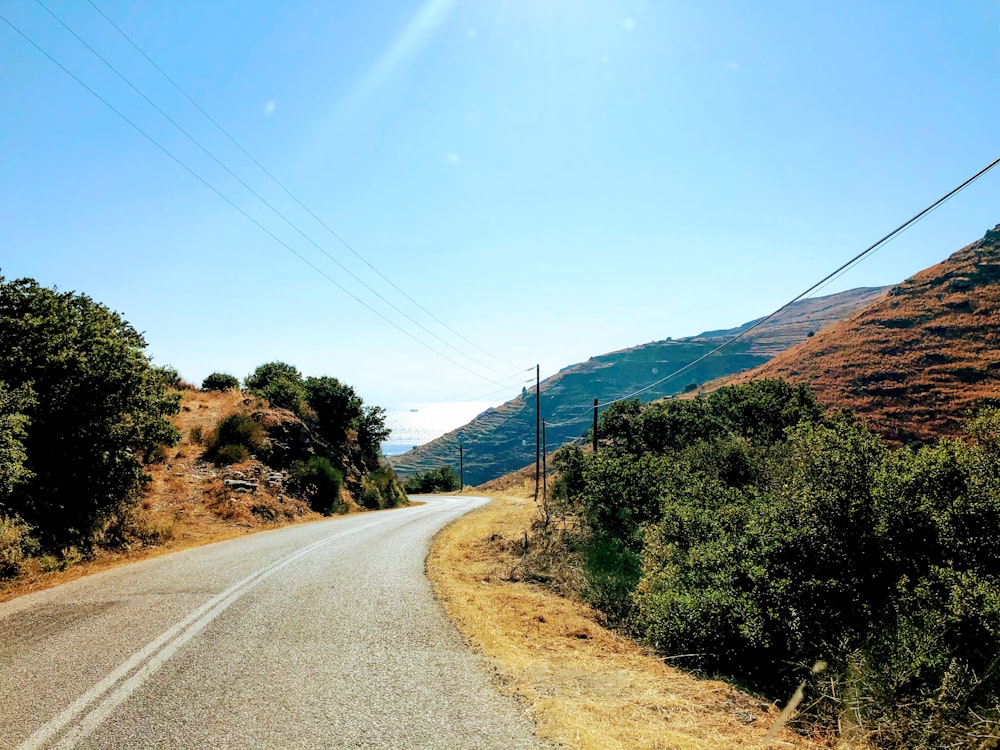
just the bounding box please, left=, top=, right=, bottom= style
left=0, top=496, right=546, bottom=749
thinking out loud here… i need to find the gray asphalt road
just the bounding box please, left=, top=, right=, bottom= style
left=0, top=496, right=546, bottom=749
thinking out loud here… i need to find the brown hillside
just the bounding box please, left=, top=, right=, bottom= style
left=1, top=390, right=326, bottom=602
left=139, top=389, right=324, bottom=544
left=731, top=225, right=1000, bottom=444
left=392, top=286, right=887, bottom=485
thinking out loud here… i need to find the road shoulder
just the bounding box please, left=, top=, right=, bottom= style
left=427, top=490, right=832, bottom=750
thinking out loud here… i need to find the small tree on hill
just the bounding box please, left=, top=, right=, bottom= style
left=201, top=372, right=240, bottom=391
left=303, top=375, right=362, bottom=442
left=357, top=405, right=390, bottom=471
left=245, top=361, right=307, bottom=414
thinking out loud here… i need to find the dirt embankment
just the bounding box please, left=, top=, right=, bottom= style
left=2, top=389, right=326, bottom=602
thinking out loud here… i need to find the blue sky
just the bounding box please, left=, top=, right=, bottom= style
left=3, top=0, right=999, bottom=416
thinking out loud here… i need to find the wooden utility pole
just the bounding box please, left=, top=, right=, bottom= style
left=534, top=364, right=540, bottom=502
left=459, top=443, right=464, bottom=492
left=593, top=398, right=599, bottom=455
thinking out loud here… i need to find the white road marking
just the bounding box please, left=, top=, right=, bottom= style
left=17, top=515, right=406, bottom=750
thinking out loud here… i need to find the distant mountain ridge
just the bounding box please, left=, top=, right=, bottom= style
left=725, top=225, right=1000, bottom=444
left=390, top=286, right=888, bottom=485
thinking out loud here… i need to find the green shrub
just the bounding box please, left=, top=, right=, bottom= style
left=573, top=382, right=1000, bottom=746
left=292, top=456, right=344, bottom=514
left=580, top=451, right=672, bottom=547
left=403, top=465, right=459, bottom=494
left=244, top=362, right=307, bottom=414
left=206, top=413, right=264, bottom=464
left=201, top=372, right=239, bottom=391
left=101, top=506, right=174, bottom=549
left=582, top=536, right=640, bottom=630
left=358, top=466, right=408, bottom=509
left=0, top=514, right=38, bottom=579
left=215, top=444, right=249, bottom=465
left=146, top=444, right=169, bottom=464
left=35, top=553, right=65, bottom=572
left=551, top=445, right=586, bottom=510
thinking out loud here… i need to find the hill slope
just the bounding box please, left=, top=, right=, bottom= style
left=391, top=286, right=887, bottom=485
left=727, top=225, right=1000, bottom=444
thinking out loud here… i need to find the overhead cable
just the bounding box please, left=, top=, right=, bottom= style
left=33, top=0, right=523, bottom=382
left=84, top=0, right=523, bottom=373
left=0, top=14, right=514, bottom=386
left=543, top=153, right=1000, bottom=427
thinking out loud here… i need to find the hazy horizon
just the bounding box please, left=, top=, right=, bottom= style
left=4, top=1, right=999, bottom=409
left=382, top=399, right=502, bottom=455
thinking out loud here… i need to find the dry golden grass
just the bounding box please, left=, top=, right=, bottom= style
left=717, top=233, right=1000, bottom=444
left=0, top=389, right=323, bottom=603
left=139, top=389, right=321, bottom=538
left=428, top=487, right=834, bottom=749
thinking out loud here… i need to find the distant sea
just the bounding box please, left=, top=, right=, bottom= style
left=381, top=401, right=500, bottom=456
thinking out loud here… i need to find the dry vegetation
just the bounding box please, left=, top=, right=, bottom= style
left=428, top=486, right=834, bottom=749
left=142, top=388, right=327, bottom=535
left=727, top=228, right=1000, bottom=444
left=0, top=389, right=324, bottom=602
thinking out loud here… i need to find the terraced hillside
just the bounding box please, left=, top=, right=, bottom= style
left=391, top=286, right=887, bottom=485
left=727, top=225, right=1000, bottom=445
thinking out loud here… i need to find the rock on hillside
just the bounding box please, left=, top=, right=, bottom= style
left=141, top=389, right=405, bottom=548
left=140, top=390, right=320, bottom=548
left=390, top=286, right=887, bottom=485
left=729, top=225, right=1000, bottom=444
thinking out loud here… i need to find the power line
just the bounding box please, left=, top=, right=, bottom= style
left=806, top=217, right=929, bottom=300
left=32, top=0, right=523, bottom=383
left=427, top=372, right=535, bottom=405
left=83, top=0, right=523, bottom=374
left=601, top=154, right=1000, bottom=405
left=541, top=154, right=1000, bottom=427
left=0, top=13, right=516, bottom=386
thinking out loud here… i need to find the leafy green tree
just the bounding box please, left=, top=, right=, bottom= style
left=303, top=375, right=362, bottom=441
left=357, top=405, right=390, bottom=471
left=201, top=372, right=240, bottom=391
left=597, top=398, right=727, bottom=456
left=595, top=399, right=645, bottom=455
left=244, top=361, right=307, bottom=414
left=0, top=277, right=180, bottom=546
left=302, top=377, right=390, bottom=470
left=0, top=381, right=34, bottom=499
left=705, top=378, right=822, bottom=445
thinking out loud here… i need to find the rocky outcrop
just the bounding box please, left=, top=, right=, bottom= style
left=252, top=411, right=319, bottom=469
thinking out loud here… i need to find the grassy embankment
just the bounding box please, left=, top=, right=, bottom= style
left=428, top=485, right=833, bottom=750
